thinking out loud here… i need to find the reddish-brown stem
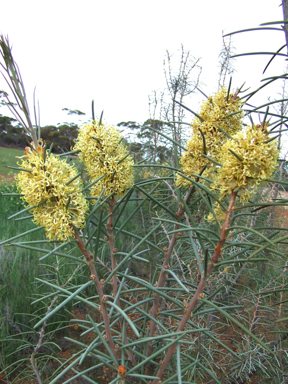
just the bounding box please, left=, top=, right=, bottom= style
left=152, top=191, right=237, bottom=383
left=72, top=226, right=119, bottom=360
left=145, top=200, right=187, bottom=359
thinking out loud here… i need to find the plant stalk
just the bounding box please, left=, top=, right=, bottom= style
left=145, top=187, right=195, bottom=359
left=152, top=191, right=237, bottom=383
left=72, top=226, right=119, bottom=360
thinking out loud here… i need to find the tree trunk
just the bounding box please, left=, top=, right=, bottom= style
left=282, top=0, right=288, bottom=53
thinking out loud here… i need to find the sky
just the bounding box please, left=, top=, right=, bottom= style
left=0, top=0, right=286, bottom=129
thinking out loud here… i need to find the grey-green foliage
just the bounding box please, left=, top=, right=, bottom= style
left=1, top=157, right=288, bottom=384
left=1, top=21, right=288, bottom=384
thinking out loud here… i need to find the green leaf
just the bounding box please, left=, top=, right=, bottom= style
left=92, top=136, right=101, bottom=143
left=265, top=178, right=288, bottom=186
left=173, top=99, right=205, bottom=122
left=227, top=225, right=276, bottom=247
left=118, top=329, right=205, bottom=350
left=91, top=100, right=95, bottom=121
left=0, top=193, right=24, bottom=196
left=264, top=135, right=279, bottom=143
left=120, top=274, right=184, bottom=309
left=39, top=240, right=77, bottom=260
left=99, top=110, right=104, bottom=125
left=147, top=125, right=187, bottom=151
left=34, top=278, right=99, bottom=313
left=120, top=297, right=169, bottom=333
left=118, top=152, right=131, bottom=165
left=113, top=188, right=134, bottom=228
left=224, top=27, right=283, bottom=36
left=34, top=281, right=94, bottom=329
left=57, top=149, right=81, bottom=157
left=127, top=333, right=187, bottom=374
left=86, top=188, right=106, bottom=221
left=82, top=174, right=105, bottom=192
left=115, top=184, right=159, bottom=237
left=275, top=317, right=288, bottom=323
left=161, top=361, right=197, bottom=384
left=202, top=153, right=222, bottom=166
left=201, top=298, right=274, bottom=354
left=9, top=242, right=85, bottom=262
left=167, top=225, right=219, bottom=238
left=116, top=227, right=162, bottom=252
left=261, top=20, right=288, bottom=25
left=231, top=52, right=288, bottom=59
left=128, top=373, right=161, bottom=380
left=263, top=44, right=287, bottom=74
left=106, top=301, right=140, bottom=337
left=215, top=258, right=266, bottom=267
left=176, top=343, right=182, bottom=384
left=7, top=204, right=37, bottom=220
left=136, top=185, right=176, bottom=218
left=65, top=172, right=81, bottom=185
left=48, top=142, right=54, bottom=157
left=242, top=233, right=288, bottom=260
left=182, top=353, right=222, bottom=384
left=104, top=223, right=161, bottom=286
left=14, top=215, right=33, bottom=221
left=226, top=76, right=232, bottom=102
left=6, top=166, right=32, bottom=173
left=198, top=127, right=206, bottom=154
left=69, top=368, right=100, bottom=384
left=164, top=269, right=189, bottom=293
left=0, top=225, right=44, bottom=246
left=245, top=98, right=288, bottom=114
left=87, top=314, right=119, bottom=368
left=49, top=354, right=83, bottom=384
left=228, top=148, right=243, bottom=162
left=109, top=272, right=128, bottom=319
left=204, top=248, right=208, bottom=277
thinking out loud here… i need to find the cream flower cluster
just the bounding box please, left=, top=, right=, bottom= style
left=206, top=124, right=279, bottom=222
left=176, top=87, right=279, bottom=222
left=73, top=121, right=134, bottom=198
left=176, top=87, right=243, bottom=188
left=16, top=140, right=88, bottom=241
left=211, top=124, right=279, bottom=201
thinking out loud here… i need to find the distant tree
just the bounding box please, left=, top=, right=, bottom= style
left=0, top=115, right=25, bottom=147
left=41, top=123, right=79, bottom=153
left=117, top=119, right=173, bottom=163
left=62, top=108, right=85, bottom=116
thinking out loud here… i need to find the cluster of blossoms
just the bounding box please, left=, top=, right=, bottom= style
left=211, top=124, right=279, bottom=201
left=16, top=140, right=88, bottom=241
left=176, top=87, right=279, bottom=222
left=206, top=124, right=279, bottom=222
left=73, top=121, right=134, bottom=199
left=176, top=87, right=244, bottom=188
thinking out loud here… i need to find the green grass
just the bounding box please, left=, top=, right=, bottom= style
left=0, top=181, right=89, bottom=368
left=0, top=147, right=24, bottom=176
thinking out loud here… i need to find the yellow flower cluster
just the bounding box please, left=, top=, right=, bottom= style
left=16, top=140, right=88, bottom=241
left=210, top=124, right=279, bottom=202
left=74, top=121, right=134, bottom=198
left=176, top=87, right=243, bottom=188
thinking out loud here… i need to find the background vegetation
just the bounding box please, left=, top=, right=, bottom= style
left=1, top=8, right=288, bottom=384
